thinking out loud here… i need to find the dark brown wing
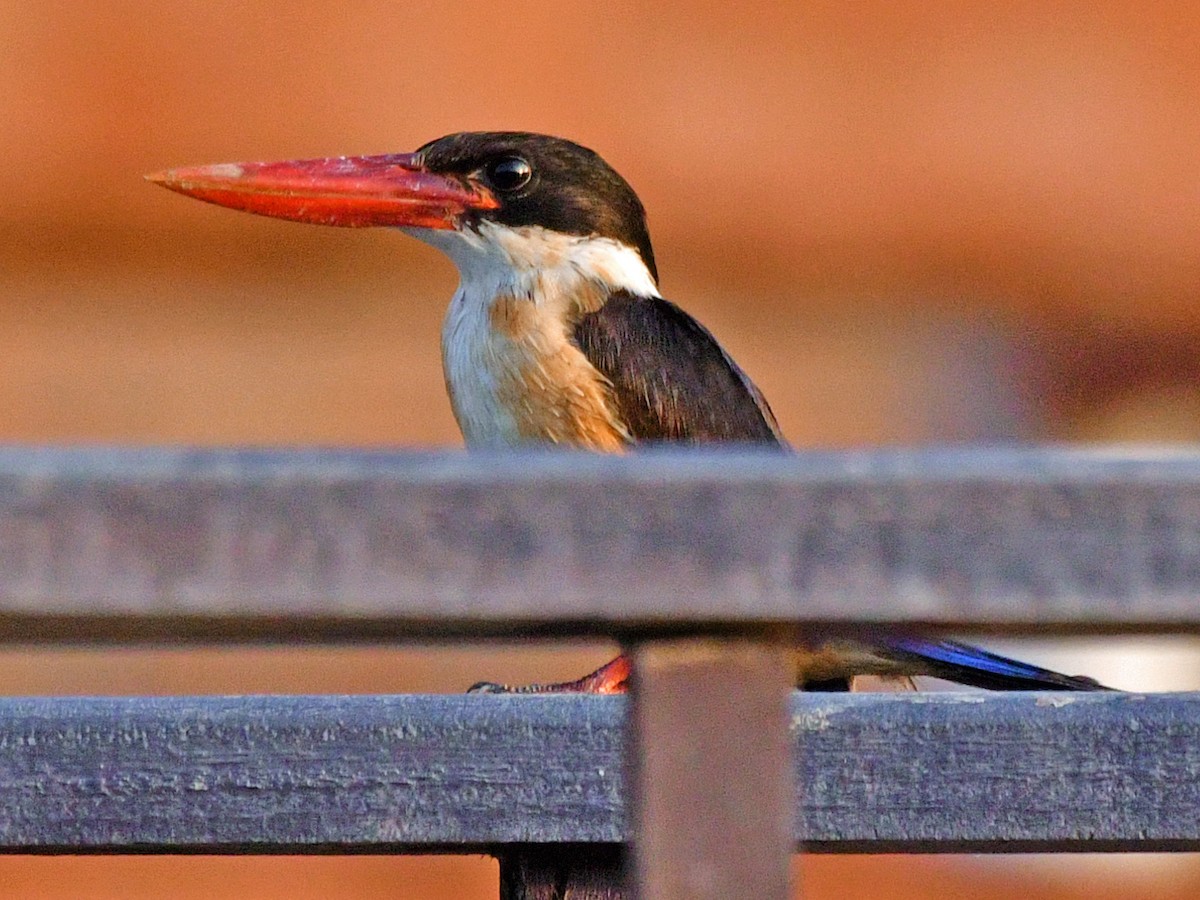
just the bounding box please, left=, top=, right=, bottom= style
left=573, top=292, right=785, bottom=444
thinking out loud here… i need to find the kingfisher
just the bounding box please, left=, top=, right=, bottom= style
left=149, top=131, right=1107, bottom=694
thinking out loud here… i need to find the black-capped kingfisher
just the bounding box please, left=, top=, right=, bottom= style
left=149, top=131, right=1107, bottom=694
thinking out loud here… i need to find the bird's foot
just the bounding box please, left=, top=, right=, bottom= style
left=468, top=654, right=630, bottom=695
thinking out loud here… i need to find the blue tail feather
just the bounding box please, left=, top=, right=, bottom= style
left=880, top=637, right=1110, bottom=691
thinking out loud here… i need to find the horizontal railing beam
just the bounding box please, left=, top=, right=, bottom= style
left=0, top=447, right=1200, bottom=636
left=0, top=692, right=1196, bottom=854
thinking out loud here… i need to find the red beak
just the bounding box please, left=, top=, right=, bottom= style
left=146, top=153, right=498, bottom=229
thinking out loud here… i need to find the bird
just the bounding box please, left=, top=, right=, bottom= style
left=148, top=131, right=1108, bottom=694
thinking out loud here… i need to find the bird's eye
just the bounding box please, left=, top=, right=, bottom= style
left=485, top=156, right=532, bottom=192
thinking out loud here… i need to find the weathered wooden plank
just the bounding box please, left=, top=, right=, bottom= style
left=0, top=694, right=622, bottom=852
left=1, top=447, right=1200, bottom=636
left=630, top=639, right=793, bottom=899
left=0, top=692, right=1197, bottom=853
left=796, top=690, right=1200, bottom=852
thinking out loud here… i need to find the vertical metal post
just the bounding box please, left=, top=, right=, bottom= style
left=629, top=637, right=795, bottom=900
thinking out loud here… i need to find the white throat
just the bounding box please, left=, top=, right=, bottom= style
left=407, top=220, right=660, bottom=302
left=404, top=221, right=660, bottom=448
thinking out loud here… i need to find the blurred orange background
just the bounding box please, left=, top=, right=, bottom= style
left=3, top=1, right=1200, bottom=897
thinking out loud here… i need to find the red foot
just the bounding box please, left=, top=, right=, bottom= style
left=468, top=654, right=630, bottom=695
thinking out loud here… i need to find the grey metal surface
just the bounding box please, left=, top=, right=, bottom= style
left=0, top=692, right=1197, bottom=853
left=1, top=446, right=1200, bottom=635
left=630, top=639, right=793, bottom=899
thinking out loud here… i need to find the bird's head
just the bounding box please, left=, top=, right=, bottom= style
left=149, top=131, right=658, bottom=298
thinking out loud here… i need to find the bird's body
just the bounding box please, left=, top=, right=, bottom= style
left=428, top=222, right=650, bottom=449
left=149, top=131, right=1108, bottom=693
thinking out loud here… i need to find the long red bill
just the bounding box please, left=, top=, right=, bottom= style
left=146, top=153, right=497, bottom=229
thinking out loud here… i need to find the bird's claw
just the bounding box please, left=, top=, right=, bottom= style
left=467, top=654, right=631, bottom=695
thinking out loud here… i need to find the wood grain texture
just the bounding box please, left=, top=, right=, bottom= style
left=1, top=447, right=1200, bottom=636
left=0, top=692, right=1197, bottom=853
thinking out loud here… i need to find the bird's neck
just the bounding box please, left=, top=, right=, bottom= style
left=417, top=220, right=659, bottom=304
left=416, top=223, right=658, bottom=449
